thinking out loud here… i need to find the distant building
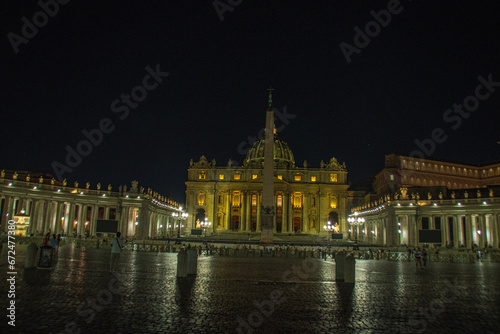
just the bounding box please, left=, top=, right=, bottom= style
left=0, top=170, right=183, bottom=238
left=349, top=154, right=500, bottom=249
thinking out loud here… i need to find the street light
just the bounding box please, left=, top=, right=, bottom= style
left=172, top=207, right=188, bottom=239
left=347, top=212, right=365, bottom=249
left=201, top=217, right=212, bottom=237
left=323, top=221, right=334, bottom=241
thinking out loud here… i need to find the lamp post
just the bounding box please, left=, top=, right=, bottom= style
left=172, top=207, right=188, bottom=239
left=347, top=212, right=365, bottom=250
left=201, top=218, right=212, bottom=237
left=323, top=220, right=334, bottom=241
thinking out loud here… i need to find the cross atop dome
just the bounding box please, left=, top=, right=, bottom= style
left=267, top=86, right=274, bottom=108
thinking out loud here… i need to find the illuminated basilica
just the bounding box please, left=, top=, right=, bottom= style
left=185, top=136, right=349, bottom=236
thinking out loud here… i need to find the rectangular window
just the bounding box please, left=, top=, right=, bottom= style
left=434, top=217, right=441, bottom=230
left=330, top=174, right=338, bottom=182
left=311, top=176, right=317, bottom=182
left=390, top=174, right=394, bottom=181
left=219, top=174, right=224, bottom=180
left=198, top=171, right=206, bottom=180
left=422, top=217, right=429, bottom=230
left=233, top=174, right=241, bottom=180
left=277, top=175, right=283, bottom=180
left=252, top=174, right=257, bottom=179
left=294, top=175, right=301, bottom=181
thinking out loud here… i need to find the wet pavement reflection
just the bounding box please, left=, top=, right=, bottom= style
left=1, top=245, right=499, bottom=333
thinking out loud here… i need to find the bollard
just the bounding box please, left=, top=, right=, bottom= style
left=25, top=243, right=38, bottom=268
left=335, top=252, right=346, bottom=281
left=37, top=246, right=54, bottom=269
left=344, top=255, right=356, bottom=284
left=96, top=239, right=100, bottom=249
left=187, top=248, right=198, bottom=275
left=177, top=250, right=188, bottom=278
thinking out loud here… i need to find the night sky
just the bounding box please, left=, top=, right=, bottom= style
left=2, top=0, right=500, bottom=204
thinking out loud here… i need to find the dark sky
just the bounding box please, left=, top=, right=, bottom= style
left=2, top=0, right=500, bottom=203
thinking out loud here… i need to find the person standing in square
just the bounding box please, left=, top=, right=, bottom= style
left=110, top=232, right=124, bottom=271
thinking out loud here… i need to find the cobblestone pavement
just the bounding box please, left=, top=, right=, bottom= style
left=1, top=245, right=499, bottom=334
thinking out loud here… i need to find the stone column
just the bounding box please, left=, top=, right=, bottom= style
left=478, top=215, right=487, bottom=248
left=491, top=214, right=499, bottom=248
left=1, top=196, right=12, bottom=229
left=104, top=206, right=110, bottom=220
left=240, top=191, right=246, bottom=231
left=67, top=203, right=76, bottom=236
left=282, top=192, right=288, bottom=233
left=472, top=214, right=479, bottom=247
left=76, top=204, right=84, bottom=236
left=273, top=193, right=277, bottom=233
left=54, top=202, right=65, bottom=235
left=440, top=215, right=447, bottom=246
left=120, top=206, right=129, bottom=236
left=256, top=192, right=261, bottom=232
left=225, top=192, right=231, bottom=231
left=245, top=192, right=251, bottom=232
left=465, top=214, right=473, bottom=249
left=91, top=205, right=99, bottom=236
left=40, top=201, right=49, bottom=234
left=63, top=203, right=71, bottom=235
left=452, top=216, right=459, bottom=248
left=457, top=215, right=464, bottom=247
left=30, top=200, right=40, bottom=234
left=288, top=194, right=294, bottom=233
left=303, top=192, right=309, bottom=233
left=485, top=214, right=493, bottom=248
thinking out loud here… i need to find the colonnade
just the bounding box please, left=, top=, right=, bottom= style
left=187, top=189, right=347, bottom=235
left=1, top=184, right=182, bottom=239
left=353, top=203, right=500, bottom=249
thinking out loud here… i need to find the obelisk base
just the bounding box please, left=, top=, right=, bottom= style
left=260, top=214, right=274, bottom=245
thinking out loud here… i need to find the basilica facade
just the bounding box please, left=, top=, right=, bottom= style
left=185, top=135, right=349, bottom=236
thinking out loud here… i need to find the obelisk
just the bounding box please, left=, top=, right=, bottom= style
left=260, top=87, right=275, bottom=245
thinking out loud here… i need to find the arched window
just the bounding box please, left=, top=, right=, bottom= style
left=232, top=192, right=241, bottom=206
left=330, top=195, right=338, bottom=209
left=293, top=193, right=302, bottom=208
left=277, top=195, right=283, bottom=207
left=197, top=192, right=205, bottom=206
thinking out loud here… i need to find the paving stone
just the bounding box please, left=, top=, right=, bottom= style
left=1, top=245, right=499, bottom=333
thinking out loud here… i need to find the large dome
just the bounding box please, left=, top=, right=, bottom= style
left=244, top=134, right=295, bottom=169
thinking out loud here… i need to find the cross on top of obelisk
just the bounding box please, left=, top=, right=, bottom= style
left=267, top=86, right=274, bottom=107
